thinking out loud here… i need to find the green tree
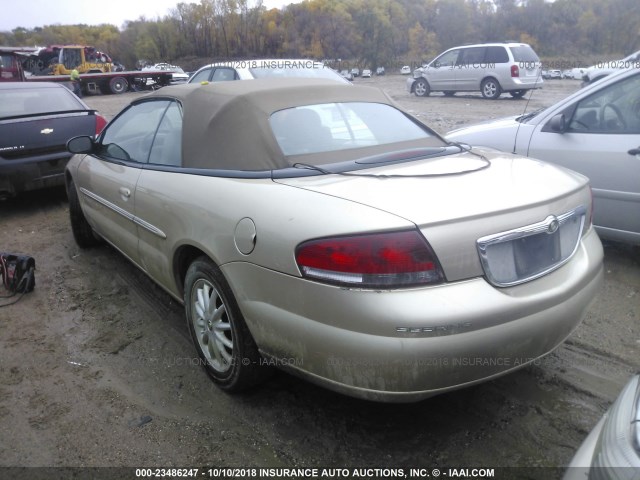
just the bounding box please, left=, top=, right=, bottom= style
left=408, top=22, right=439, bottom=64
left=434, top=0, right=473, bottom=49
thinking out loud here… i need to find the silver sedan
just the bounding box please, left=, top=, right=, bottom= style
left=564, top=374, right=640, bottom=479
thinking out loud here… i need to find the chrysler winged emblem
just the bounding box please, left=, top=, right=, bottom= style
left=40, top=128, right=54, bottom=135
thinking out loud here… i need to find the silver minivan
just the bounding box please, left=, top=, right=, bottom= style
left=407, top=42, right=543, bottom=99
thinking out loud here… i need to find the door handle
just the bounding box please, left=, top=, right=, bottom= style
left=119, top=187, right=131, bottom=198
left=628, top=147, right=640, bottom=156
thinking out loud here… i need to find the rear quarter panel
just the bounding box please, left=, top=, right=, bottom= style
left=133, top=170, right=413, bottom=299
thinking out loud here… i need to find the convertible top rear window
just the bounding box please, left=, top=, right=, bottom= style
left=270, top=103, right=432, bottom=156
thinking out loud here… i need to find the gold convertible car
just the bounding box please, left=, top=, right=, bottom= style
left=65, top=78, right=603, bottom=402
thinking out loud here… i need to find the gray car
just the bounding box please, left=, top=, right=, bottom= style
left=447, top=67, right=640, bottom=245
left=582, top=50, right=640, bottom=85
left=407, top=42, right=543, bottom=99
left=564, top=374, right=640, bottom=479
left=65, top=78, right=603, bottom=402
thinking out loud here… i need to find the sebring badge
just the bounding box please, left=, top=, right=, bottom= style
left=396, top=322, right=473, bottom=337
left=40, top=128, right=54, bottom=135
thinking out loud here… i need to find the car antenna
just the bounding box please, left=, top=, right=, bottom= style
left=513, top=65, right=544, bottom=154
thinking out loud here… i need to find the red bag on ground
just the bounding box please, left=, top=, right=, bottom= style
left=0, top=253, right=35, bottom=293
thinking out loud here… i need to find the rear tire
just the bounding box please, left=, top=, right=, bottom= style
left=481, top=78, right=502, bottom=99
left=510, top=90, right=526, bottom=98
left=184, top=257, right=267, bottom=392
left=67, top=178, right=101, bottom=248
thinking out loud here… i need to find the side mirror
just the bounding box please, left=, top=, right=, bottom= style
left=548, top=113, right=566, bottom=133
left=67, top=135, right=95, bottom=154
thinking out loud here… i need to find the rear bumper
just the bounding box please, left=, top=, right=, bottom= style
left=222, top=228, right=604, bottom=402
left=507, top=76, right=544, bottom=89
left=0, top=154, right=69, bottom=195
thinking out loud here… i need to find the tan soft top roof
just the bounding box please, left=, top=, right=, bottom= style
left=146, top=78, right=437, bottom=171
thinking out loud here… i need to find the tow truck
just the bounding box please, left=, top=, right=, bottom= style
left=0, top=45, right=176, bottom=94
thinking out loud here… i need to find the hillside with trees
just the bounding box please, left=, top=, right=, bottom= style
left=1, top=0, right=638, bottom=71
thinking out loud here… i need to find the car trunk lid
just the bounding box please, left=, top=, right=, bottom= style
left=275, top=149, right=591, bottom=282
left=0, top=111, right=96, bottom=161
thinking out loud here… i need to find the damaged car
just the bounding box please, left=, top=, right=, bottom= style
left=65, top=78, right=603, bottom=402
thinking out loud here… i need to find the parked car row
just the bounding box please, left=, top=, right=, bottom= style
left=339, top=69, right=353, bottom=81
left=338, top=66, right=384, bottom=81
left=545, top=69, right=563, bottom=79
left=541, top=69, right=581, bottom=79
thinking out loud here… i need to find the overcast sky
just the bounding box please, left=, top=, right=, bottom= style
left=1, top=0, right=300, bottom=32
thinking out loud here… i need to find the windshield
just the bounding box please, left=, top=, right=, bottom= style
left=270, top=102, right=439, bottom=156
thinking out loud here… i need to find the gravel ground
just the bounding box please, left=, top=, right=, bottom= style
left=0, top=75, right=638, bottom=479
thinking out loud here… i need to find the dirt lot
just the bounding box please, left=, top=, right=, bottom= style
left=1, top=76, right=639, bottom=478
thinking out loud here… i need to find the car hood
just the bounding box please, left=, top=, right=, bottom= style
left=447, top=116, right=519, bottom=142
left=446, top=117, right=523, bottom=153
left=275, top=149, right=586, bottom=227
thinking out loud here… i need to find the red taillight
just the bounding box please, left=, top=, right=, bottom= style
left=295, top=230, right=444, bottom=288
left=95, top=113, right=108, bottom=135
left=511, top=65, right=520, bottom=77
